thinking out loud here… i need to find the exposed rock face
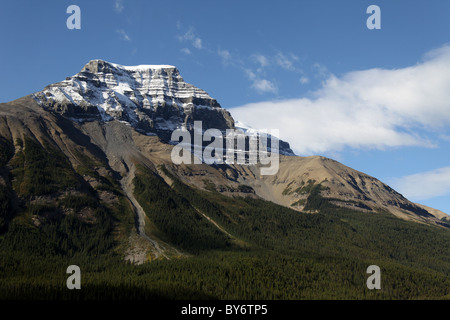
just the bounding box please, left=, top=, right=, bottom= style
left=32, top=59, right=235, bottom=139
left=238, top=155, right=440, bottom=224
left=32, top=59, right=295, bottom=155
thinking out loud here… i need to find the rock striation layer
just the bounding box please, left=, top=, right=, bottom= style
left=33, top=60, right=235, bottom=138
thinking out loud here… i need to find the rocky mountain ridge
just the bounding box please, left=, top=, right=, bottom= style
left=32, top=60, right=234, bottom=138
left=0, top=60, right=448, bottom=250
left=32, top=59, right=294, bottom=156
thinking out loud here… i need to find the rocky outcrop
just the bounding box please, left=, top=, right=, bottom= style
left=33, top=59, right=235, bottom=138
left=32, top=59, right=295, bottom=155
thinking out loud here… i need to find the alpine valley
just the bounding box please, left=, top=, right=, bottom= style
left=0, top=60, right=449, bottom=300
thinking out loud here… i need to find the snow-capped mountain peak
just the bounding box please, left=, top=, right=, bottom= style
left=33, top=59, right=234, bottom=137
left=32, top=60, right=294, bottom=155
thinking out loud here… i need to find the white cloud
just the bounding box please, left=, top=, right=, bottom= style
left=299, top=76, right=309, bottom=84
left=244, top=68, right=257, bottom=80
left=243, top=68, right=277, bottom=94
left=253, top=54, right=270, bottom=68
left=178, top=27, right=202, bottom=50
left=114, top=0, right=124, bottom=13
left=275, top=52, right=299, bottom=71
left=218, top=48, right=232, bottom=65
left=181, top=48, right=191, bottom=55
left=390, top=167, right=450, bottom=201
left=243, top=52, right=303, bottom=91
left=192, top=37, right=202, bottom=49
left=439, top=134, right=450, bottom=142
left=231, top=45, right=450, bottom=155
left=116, top=29, right=131, bottom=41
left=312, top=63, right=330, bottom=79
left=251, top=79, right=278, bottom=94
left=251, top=51, right=299, bottom=71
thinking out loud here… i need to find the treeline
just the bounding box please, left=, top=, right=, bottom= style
left=2, top=248, right=449, bottom=300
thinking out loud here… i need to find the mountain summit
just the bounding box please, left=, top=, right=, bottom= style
left=32, top=59, right=235, bottom=139
left=32, top=59, right=295, bottom=155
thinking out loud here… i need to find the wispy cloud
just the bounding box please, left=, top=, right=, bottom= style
left=175, top=23, right=300, bottom=94
left=244, top=69, right=257, bottom=80
left=252, top=54, right=270, bottom=68
left=275, top=52, right=299, bottom=71
left=231, top=45, right=450, bottom=154
left=242, top=51, right=304, bottom=93
left=312, top=63, right=330, bottom=79
left=439, top=134, right=450, bottom=142
left=181, top=48, right=192, bottom=55
left=114, top=0, right=124, bottom=13
left=390, top=167, right=450, bottom=201
left=244, top=68, right=277, bottom=94
left=116, top=29, right=131, bottom=41
left=178, top=27, right=203, bottom=50
left=299, top=76, right=309, bottom=84
left=218, top=48, right=232, bottom=65
left=251, top=79, right=278, bottom=94
left=192, top=38, right=202, bottom=49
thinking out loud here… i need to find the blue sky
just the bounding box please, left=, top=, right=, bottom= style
left=1, top=0, right=450, bottom=214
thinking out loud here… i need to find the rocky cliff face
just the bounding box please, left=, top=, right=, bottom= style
left=32, top=59, right=295, bottom=155
left=32, top=59, right=235, bottom=138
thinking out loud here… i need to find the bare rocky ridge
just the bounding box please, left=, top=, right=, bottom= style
left=32, top=59, right=235, bottom=140
left=31, top=59, right=295, bottom=155
left=233, top=156, right=446, bottom=226
left=415, top=203, right=449, bottom=220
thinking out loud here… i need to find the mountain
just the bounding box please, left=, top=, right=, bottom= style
left=0, top=60, right=450, bottom=300
left=32, top=59, right=295, bottom=156
left=1, top=59, right=448, bottom=237
left=23, top=59, right=447, bottom=227
left=33, top=60, right=234, bottom=138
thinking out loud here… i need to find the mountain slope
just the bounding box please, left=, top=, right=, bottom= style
left=234, top=155, right=447, bottom=226
left=0, top=61, right=449, bottom=300
left=0, top=61, right=448, bottom=252
left=0, top=94, right=447, bottom=263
